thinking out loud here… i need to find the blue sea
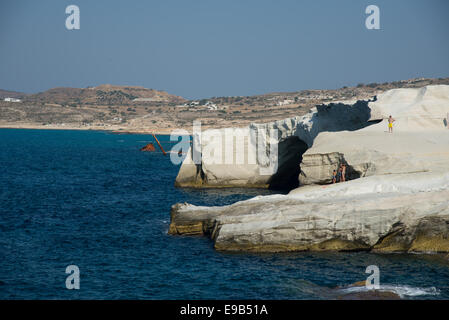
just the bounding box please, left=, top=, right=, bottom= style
left=0, top=129, right=448, bottom=299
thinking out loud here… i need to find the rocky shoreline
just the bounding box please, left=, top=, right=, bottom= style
left=170, top=85, right=449, bottom=254
left=0, top=123, right=177, bottom=135
left=169, top=174, right=449, bottom=253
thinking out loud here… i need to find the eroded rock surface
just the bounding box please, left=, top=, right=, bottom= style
left=170, top=86, right=449, bottom=254
left=300, top=85, right=449, bottom=185
left=169, top=173, right=449, bottom=253
left=175, top=99, right=377, bottom=189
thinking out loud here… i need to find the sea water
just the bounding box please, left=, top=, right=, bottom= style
left=0, top=129, right=447, bottom=299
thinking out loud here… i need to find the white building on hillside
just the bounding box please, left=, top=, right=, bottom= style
left=4, top=97, right=21, bottom=102
left=278, top=99, right=294, bottom=106
left=205, top=101, right=218, bottom=110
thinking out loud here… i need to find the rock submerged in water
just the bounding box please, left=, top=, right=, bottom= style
left=336, top=281, right=401, bottom=300
left=169, top=85, right=449, bottom=254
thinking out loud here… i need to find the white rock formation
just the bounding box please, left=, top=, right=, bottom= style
left=170, top=85, right=449, bottom=253
left=299, top=85, right=449, bottom=185
left=169, top=172, right=449, bottom=253
left=369, top=85, right=449, bottom=130
left=175, top=99, right=376, bottom=188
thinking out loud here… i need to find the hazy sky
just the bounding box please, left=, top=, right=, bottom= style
left=1, top=0, right=448, bottom=99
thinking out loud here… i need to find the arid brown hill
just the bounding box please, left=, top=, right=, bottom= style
left=23, top=84, right=186, bottom=106
left=0, top=89, right=27, bottom=99
left=1, top=77, right=448, bottom=134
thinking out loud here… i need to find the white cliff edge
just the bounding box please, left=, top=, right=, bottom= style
left=169, top=85, right=449, bottom=253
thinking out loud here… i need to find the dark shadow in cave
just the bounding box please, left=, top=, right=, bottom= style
left=311, top=98, right=382, bottom=135
left=342, top=161, right=362, bottom=182
left=268, top=136, right=308, bottom=191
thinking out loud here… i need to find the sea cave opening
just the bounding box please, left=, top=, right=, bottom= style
left=267, top=136, right=309, bottom=192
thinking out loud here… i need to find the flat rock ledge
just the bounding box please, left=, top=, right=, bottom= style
left=168, top=173, right=449, bottom=254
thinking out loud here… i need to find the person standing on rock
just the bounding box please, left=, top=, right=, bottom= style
left=336, top=166, right=342, bottom=183
left=332, top=169, right=337, bottom=183
left=388, top=115, right=396, bottom=133
left=341, top=164, right=346, bottom=182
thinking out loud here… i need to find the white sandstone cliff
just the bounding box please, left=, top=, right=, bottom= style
left=175, top=98, right=377, bottom=188
left=169, top=85, right=449, bottom=253
left=299, top=85, right=449, bottom=185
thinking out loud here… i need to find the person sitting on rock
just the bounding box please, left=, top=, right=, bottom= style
left=388, top=115, right=396, bottom=133
left=332, top=169, right=337, bottom=183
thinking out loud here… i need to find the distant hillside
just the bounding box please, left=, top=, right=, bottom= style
left=0, top=89, right=27, bottom=99
left=201, top=77, right=449, bottom=107
left=24, top=84, right=186, bottom=106
left=1, top=77, right=448, bottom=134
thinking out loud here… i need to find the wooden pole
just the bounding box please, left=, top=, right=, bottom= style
left=152, top=133, right=166, bottom=156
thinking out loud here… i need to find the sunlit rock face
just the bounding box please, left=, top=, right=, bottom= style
left=175, top=97, right=377, bottom=190
left=169, top=173, right=449, bottom=253
left=299, top=85, right=449, bottom=185
left=170, top=86, right=449, bottom=254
